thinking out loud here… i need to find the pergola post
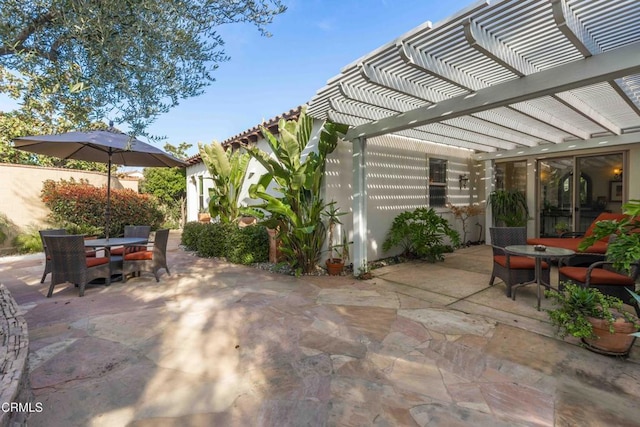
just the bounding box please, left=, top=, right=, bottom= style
left=484, top=159, right=494, bottom=245
left=353, top=137, right=368, bottom=274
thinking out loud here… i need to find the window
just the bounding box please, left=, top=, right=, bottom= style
left=428, top=158, right=447, bottom=207
left=198, top=175, right=205, bottom=211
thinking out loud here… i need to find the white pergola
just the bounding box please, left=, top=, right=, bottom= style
left=307, top=0, right=640, bottom=270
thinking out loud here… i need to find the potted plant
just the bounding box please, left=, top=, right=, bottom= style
left=545, top=283, right=639, bottom=355
left=323, top=202, right=347, bottom=275
left=198, top=208, right=211, bottom=223
left=488, top=189, right=529, bottom=227
left=554, top=221, right=570, bottom=236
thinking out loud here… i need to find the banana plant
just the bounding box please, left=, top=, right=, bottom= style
left=241, top=107, right=348, bottom=274
left=199, top=142, right=250, bottom=224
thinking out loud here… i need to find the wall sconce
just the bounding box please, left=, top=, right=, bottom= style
left=613, top=168, right=623, bottom=181
left=459, top=174, right=469, bottom=189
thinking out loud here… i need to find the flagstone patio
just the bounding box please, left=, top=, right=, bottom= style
left=0, top=231, right=639, bottom=426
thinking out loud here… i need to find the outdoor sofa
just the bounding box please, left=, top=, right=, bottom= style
left=526, top=212, right=627, bottom=266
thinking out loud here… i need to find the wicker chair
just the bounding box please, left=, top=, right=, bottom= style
left=489, top=227, right=550, bottom=298
left=39, top=229, right=67, bottom=284
left=43, top=235, right=111, bottom=297
left=559, top=259, right=640, bottom=315
left=122, top=229, right=170, bottom=282
left=40, top=229, right=100, bottom=283
left=110, top=225, right=151, bottom=256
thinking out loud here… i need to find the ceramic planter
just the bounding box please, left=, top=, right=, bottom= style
left=326, top=258, right=344, bottom=275
left=583, top=316, right=638, bottom=356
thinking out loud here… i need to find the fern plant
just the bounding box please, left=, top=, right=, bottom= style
left=382, top=208, right=460, bottom=262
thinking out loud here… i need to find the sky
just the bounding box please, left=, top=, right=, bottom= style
left=2, top=0, right=474, bottom=158
left=147, top=0, right=474, bottom=157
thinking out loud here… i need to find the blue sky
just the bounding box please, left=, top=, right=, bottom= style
left=149, top=0, right=474, bottom=156
left=2, top=0, right=473, bottom=157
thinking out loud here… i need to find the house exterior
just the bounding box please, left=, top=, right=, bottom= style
left=187, top=0, right=640, bottom=272
left=185, top=107, right=482, bottom=264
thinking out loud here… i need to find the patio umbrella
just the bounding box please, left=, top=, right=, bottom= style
left=13, top=129, right=187, bottom=238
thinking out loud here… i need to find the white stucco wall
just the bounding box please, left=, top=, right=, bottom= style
left=185, top=161, right=209, bottom=222
left=324, top=134, right=480, bottom=262
left=186, top=123, right=482, bottom=263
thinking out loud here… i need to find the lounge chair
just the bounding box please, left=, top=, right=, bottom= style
left=527, top=212, right=627, bottom=266
left=559, top=259, right=640, bottom=315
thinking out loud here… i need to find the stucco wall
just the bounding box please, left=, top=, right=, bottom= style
left=325, top=134, right=481, bottom=262
left=0, top=163, right=136, bottom=252
left=186, top=123, right=483, bottom=263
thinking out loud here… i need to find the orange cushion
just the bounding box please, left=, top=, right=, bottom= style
left=110, top=246, right=147, bottom=256
left=494, top=255, right=549, bottom=270
left=560, top=266, right=635, bottom=286
left=87, top=257, right=109, bottom=267
left=526, top=238, right=608, bottom=254
left=124, top=251, right=153, bottom=261
left=85, top=250, right=97, bottom=257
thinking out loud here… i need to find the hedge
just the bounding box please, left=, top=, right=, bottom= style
left=181, top=221, right=269, bottom=265
left=41, top=179, right=164, bottom=237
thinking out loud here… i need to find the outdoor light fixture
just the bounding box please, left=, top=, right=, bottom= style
left=459, top=174, right=469, bottom=189
left=613, top=168, right=623, bottom=181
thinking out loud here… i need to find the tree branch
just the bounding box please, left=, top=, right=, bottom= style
left=0, top=10, right=59, bottom=59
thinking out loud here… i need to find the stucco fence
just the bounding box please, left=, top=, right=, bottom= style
left=0, top=163, right=138, bottom=255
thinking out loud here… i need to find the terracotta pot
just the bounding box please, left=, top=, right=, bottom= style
left=198, top=213, right=211, bottom=223
left=326, top=258, right=344, bottom=275
left=583, top=316, right=638, bottom=356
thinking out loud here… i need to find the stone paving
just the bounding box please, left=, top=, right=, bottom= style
left=1, top=232, right=639, bottom=426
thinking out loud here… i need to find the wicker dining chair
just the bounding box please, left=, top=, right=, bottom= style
left=39, top=229, right=67, bottom=284
left=44, top=234, right=111, bottom=297
left=110, top=225, right=152, bottom=256
left=122, top=229, right=170, bottom=282
left=489, top=227, right=550, bottom=298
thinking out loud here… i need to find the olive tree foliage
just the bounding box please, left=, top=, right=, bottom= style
left=0, top=109, right=108, bottom=171
left=0, top=0, right=286, bottom=135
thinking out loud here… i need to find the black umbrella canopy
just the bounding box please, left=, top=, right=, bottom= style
left=13, top=130, right=187, bottom=238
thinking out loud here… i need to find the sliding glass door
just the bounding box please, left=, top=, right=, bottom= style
left=537, top=153, right=624, bottom=237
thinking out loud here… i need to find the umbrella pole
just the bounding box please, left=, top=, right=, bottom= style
left=105, top=151, right=112, bottom=239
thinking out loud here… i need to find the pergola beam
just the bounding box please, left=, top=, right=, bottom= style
left=463, top=19, right=538, bottom=77
left=552, top=0, right=640, bottom=116
left=361, top=63, right=443, bottom=103
left=345, top=41, right=640, bottom=141
left=398, top=41, right=484, bottom=91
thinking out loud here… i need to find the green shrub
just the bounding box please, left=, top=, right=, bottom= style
left=12, top=227, right=42, bottom=254
left=41, top=178, right=164, bottom=237
left=181, top=221, right=206, bottom=250
left=181, top=222, right=269, bottom=264
left=227, top=225, right=269, bottom=265
left=196, top=223, right=231, bottom=258
left=383, top=207, right=460, bottom=262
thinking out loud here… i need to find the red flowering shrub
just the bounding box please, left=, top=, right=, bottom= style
left=41, top=179, right=163, bottom=237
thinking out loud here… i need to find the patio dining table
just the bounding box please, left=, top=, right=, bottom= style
left=84, top=237, right=148, bottom=283
left=505, top=245, right=575, bottom=311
